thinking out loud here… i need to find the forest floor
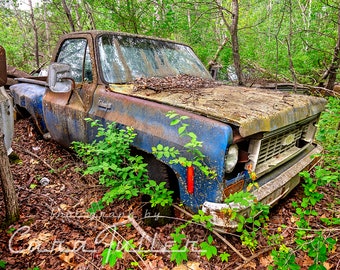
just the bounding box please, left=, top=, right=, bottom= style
left=0, top=118, right=339, bottom=270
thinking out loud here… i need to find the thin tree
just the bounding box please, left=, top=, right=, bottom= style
left=286, top=0, right=298, bottom=90
left=62, top=0, right=76, bottom=32
left=0, top=133, right=19, bottom=226
left=325, top=4, right=340, bottom=90
left=28, top=0, right=40, bottom=67
left=214, top=0, right=243, bottom=85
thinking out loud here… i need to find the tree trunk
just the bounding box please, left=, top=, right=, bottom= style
left=230, top=0, right=243, bottom=85
left=84, top=2, right=96, bottom=30
left=43, top=3, right=51, bottom=57
left=325, top=7, right=340, bottom=90
left=0, top=133, right=19, bottom=226
left=28, top=0, right=39, bottom=68
left=214, top=0, right=243, bottom=85
left=208, top=36, right=229, bottom=70
left=62, top=0, right=76, bottom=32
left=286, top=0, right=297, bottom=91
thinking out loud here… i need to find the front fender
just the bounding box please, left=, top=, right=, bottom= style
left=90, top=88, right=233, bottom=211
left=10, top=83, right=47, bottom=133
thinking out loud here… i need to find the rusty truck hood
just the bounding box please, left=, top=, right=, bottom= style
left=109, top=84, right=327, bottom=137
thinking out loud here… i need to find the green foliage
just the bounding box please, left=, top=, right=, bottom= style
left=271, top=97, right=339, bottom=269
left=143, top=180, right=173, bottom=207
left=269, top=244, right=300, bottom=270
left=306, top=234, right=336, bottom=269
left=1, top=0, right=340, bottom=84
left=0, top=260, right=6, bottom=269
left=101, top=240, right=135, bottom=267
left=316, top=97, right=340, bottom=172
left=219, top=252, right=231, bottom=263
left=6, top=227, right=15, bottom=234
left=223, top=190, right=269, bottom=251
left=170, top=224, right=190, bottom=265
left=199, top=235, right=217, bottom=260
left=72, top=119, right=173, bottom=214
left=192, top=210, right=213, bottom=231
left=152, top=111, right=217, bottom=179
left=291, top=163, right=338, bottom=268
left=151, top=112, right=223, bottom=264
left=169, top=212, right=230, bottom=265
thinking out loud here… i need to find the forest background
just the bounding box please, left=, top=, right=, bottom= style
left=0, top=0, right=340, bottom=89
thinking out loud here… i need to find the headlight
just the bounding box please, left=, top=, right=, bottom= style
left=225, top=144, right=238, bottom=173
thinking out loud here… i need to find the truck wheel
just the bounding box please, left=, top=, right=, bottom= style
left=142, top=154, right=178, bottom=227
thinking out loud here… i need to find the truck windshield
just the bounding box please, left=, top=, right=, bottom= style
left=98, top=34, right=211, bottom=84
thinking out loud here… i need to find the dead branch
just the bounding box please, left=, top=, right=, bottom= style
left=127, top=215, right=164, bottom=250
left=13, top=143, right=56, bottom=172
left=7, top=65, right=30, bottom=78
left=308, top=86, right=340, bottom=98
left=173, top=204, right=249, bottom=262
left=234, top=246, right=275, bottom=270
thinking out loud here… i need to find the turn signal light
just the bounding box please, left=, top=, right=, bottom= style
left=187, top=166, right=194, bottom=194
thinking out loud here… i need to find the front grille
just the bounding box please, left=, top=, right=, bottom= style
left=258, top=125, right=306, bottom=164
left=253, top=117, right=316, bottom=176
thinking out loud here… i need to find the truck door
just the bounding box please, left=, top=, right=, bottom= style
left=43, top=35, right=96, bottom=147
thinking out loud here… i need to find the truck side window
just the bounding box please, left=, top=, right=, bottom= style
left=57, top=39, right=92, bottom=83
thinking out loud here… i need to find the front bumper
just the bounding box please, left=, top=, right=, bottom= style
left=202, top=143, right=323, bottom=230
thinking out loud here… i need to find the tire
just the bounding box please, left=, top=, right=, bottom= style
left=142, top=153, right=178, bottom=227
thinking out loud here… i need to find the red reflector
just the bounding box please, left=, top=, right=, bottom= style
left=187, top=166, right=194, bottom=194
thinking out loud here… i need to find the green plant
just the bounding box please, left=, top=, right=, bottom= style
left=170, top=223, right=190, bottom=265
left=152, top=111, right=217, bottom=179
left=269, top=244, right=300, bottom=270
left=199, top=235, right=217, bottom=260
left=72, top=119, right=173, bottom=214
left=271, top=97, right=339, bottom=269
left=219, top=252, right=231, bottom=262
left=223, top=190, right=270, bottom=251
left=101, top=239, right=135, bottom=267
left=192, top=210, right=214, bottom=230
left=6, top=227, right=15, bottom=234
left=316, top=97, right=340, bottom=171
left=0, top=260, right=6, bottom=269
left=169, top=211, right=231, bottom=265
left=29, top=184, right=37, bottom=189
left=130, top=261, right=139, bottom=267
left=306, top=234, right=336, bottom=270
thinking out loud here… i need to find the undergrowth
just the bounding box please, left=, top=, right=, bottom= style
left=269, top=96, right=339, bottom=269
left=72, top=118, right=173, bottom=214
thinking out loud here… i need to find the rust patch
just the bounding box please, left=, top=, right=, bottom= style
left=223, top=180, right=245, bottom=198
left=0, top=46, right=6, bottom=86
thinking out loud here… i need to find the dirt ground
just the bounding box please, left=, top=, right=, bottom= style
left=0, top=118, right=339, bottom=269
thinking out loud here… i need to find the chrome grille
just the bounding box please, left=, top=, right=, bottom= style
left=254, top=118, right=314, bottom=175
left=257, top=125, right=305, bottom=164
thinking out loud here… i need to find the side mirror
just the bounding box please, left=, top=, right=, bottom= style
left=48, top=62, right=72, bottom=93
left=0, top=46, right=7, bottom=87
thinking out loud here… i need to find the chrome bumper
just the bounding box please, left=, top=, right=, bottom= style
left=202, top=144, right=323, bottom=230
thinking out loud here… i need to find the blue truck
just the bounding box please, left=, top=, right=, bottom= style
left=10, top=31, right=327, bottom=228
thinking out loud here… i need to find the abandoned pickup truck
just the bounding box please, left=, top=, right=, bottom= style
left=0, top=46, right=14, bottom=155
left=10, top=30, right=327, bottom=228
